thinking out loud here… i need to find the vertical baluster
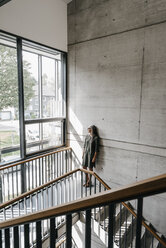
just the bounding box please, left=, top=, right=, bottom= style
left=3, top=208, right=6, bottom=221
left=85, top=209, right=91, bottom=248
left=53, top=153, right=56, bottom=177
left=39, top=158, right=41, bottom=186
left=5, top=228, right=10, bottom=248
left=42, top=157, right=44, bottom=185
left=55, top=182, right=58, bottom=206
left=16, top=165, right=19, bottom=196
left=144, top=229, right=146, bottom=248
left=60, top=152, right=62, bottom=176
left=48, top=155, right=50, bottom=181
left=11, top=205, right=13, bottom=219
left=72, top=173, right=74, bottom=201
left=70, top=148, right=72, bottom=171
left=50, top=155, right=52, bottom=181
left=135, top=197, right=143, bottom=248
left=28, top=162, right=30, bottom=191
left=94, top=177, right=96, bottom=194
left=104, top=206, right=106, bottom=231
left=36, top=192, right=39, bottom=212
left=24, top=224, right=29, bottom=248
left=7, top=169, right=10, bottom=200
left=99, top=182, right=101, bottom=193
left=46, top=187, right=49, bottom=230
left=31, top=160, right=35, bottom=189
left=131, top=215, right=133, bottom=248
left=108, top=203, right=115, bottom=248
left=62, top=151, right=64, bottom=175
left=125, top=207, right=127, bottom=248
left=66, top=214, right=72, bottom=248
left=24, top=198, right=27, bottom=215
left=151, top=234, right=154, bottom=248
left=51, top=184, right=53, bottom=206
left=119, top=203, right=122, bottom=247
left=44, top=157, right=46, bottom=184
left=2, top=171, right=5, bottom=203
left=36, top=221, right=42, bottom=248
left=65, top=150, right=67, bottom=173
left=50, top=218, right=56, bottom=248
left=75, top=171, right=77, bottom=200
left=30, top=195, right=33, bottom=245
left=64, top=177, right=66, bottom=203
left=56, top=153, right=58, bottom=177
left=0, top=229, right=2, bottom=248
left=18, top=201, right=20, bottom=217
left=98, top=207, right=101, bottom=235
left=69, top=176, right=71, bottom=202
left=60, top=180, right=63, bottom=204
left=81, top=171, right=83, bottom=198
left=35, top=159, right=37, bottom=187
left=85, top=173, right=87, bottom=197
left=90, top=174, right=92, bottom=195
left=11, top=167, right=14, bottom=199
left=14, top=226, right=19, bottom=248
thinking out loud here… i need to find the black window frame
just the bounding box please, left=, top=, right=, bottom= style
left=0, top=30, right=67, bottom=165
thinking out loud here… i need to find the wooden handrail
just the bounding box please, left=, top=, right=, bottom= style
left=0, top=173, right=166, bottom=246
left=0, top=146, right=71, bottom=171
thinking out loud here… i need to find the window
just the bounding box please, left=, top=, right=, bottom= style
left=0, top=35, right=20, bottom=163
left=0, top=32, right=66, bottom=164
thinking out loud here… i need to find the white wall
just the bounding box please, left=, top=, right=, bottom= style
left=0, top=0, right=67, bottom=51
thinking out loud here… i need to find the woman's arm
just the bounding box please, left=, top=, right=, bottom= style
left=92, top=152, right=97, bottom=163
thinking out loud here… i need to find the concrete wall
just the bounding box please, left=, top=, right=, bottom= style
left=0, top=0, right=67, bottom=51
left=67, top=0, right=166, bottom=235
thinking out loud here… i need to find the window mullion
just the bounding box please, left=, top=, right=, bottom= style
left=17, top=37, right=26, bottom=158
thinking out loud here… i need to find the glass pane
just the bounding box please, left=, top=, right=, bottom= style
left=0, top=40, right=20, bottom=164
left=23, top=51, right=39, bottom=119
left=42, top=57, right=56, bottom=118
left=42, top=56, right=65, bottom=118
left=26, top=121, right=63, bottom=154
left=25, top=123, right=40, bottom=153
left=42, top=121, right=63, bottom=149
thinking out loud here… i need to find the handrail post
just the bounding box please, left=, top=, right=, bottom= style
left=108, top=203, right=115, bottom=248
left=50, top=218, right=56, bottom=248
left=136, top=197, right=143, bottom=248
left=66, top=214, right=72, bottom=248
left=85, top=209, right=91, bottom=248
left=5, top=228, right=10, bottom=248
left=21, top=163, right=26, bottom=193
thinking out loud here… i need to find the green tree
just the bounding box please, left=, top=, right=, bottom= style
left=0, top=44, right=36, bottom=112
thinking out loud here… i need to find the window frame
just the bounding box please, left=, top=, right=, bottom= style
left=0, top=30, right=67, bottom=165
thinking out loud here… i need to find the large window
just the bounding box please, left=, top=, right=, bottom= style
left=0, top=32, right=66, bottom=164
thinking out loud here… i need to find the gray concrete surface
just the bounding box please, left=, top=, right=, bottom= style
left=67, top=0, right=166, bottom=235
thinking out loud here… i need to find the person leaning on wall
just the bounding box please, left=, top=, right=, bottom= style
left=82, top=125, right=99, bottom=187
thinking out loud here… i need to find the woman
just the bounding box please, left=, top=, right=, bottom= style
left=82, top=125, right=99, bottom=187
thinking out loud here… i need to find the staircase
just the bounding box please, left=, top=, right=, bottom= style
left=0, top=147, right=165, bottom=248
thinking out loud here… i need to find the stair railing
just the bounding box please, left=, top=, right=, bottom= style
left=0, top=147, right=72, bottom=203
left=0, top=173, right=165, bottom=248
left=94, top=177, right=166, bottom=248
left=0, top=168, right=109, bottom=247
